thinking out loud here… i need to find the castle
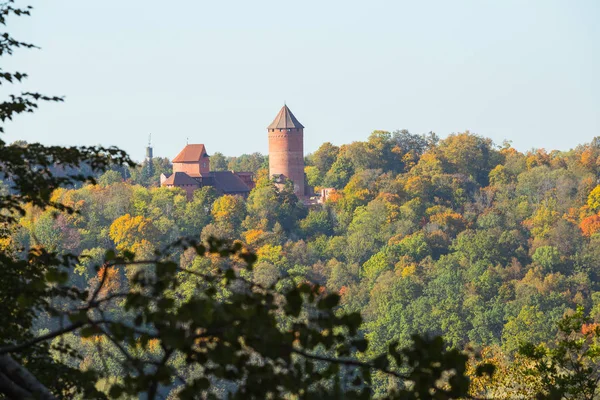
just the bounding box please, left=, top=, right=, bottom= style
left=160, top=105, right=308, bottom=199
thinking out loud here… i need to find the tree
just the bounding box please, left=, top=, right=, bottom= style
left=324, top=152, right=354, bottom=189
left=227, top=152, right=266, bottom=173
left=109, top=213, right=160, bottom=252
left=246, top=180, right=305, bottom=233
left=502, top=305, right=555, bottom=354
left=520, top=306, right=600, bottom=399
left=299, top=208, right=334, bottom=238
left=211, top=195, right=246, bottom=228
left=588, top=185, right=600, bottom=213
left=210, top=152, right=228, bottom=171
left=98, top=170, right=123, bottom=187
left=130, top=157, right=172, bottom=187
left=581, top=214, right=600, bottom=237
left=0, top=3, right=499, bottom=398
left=1, top=237, right=492, bottom=399
left=0, top=2, right=133, bottom=397
left=436, top=131, right=500, bottom=186
left=181, top=186, right=218, bottom=236
left=532, top=246, right=562, bottom=273
left=309, top=142, right=339, bottom=176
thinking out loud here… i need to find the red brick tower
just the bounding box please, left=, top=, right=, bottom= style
left=268, top=105, right=305, bottom=197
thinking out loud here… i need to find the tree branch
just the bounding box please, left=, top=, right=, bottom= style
left=0, top=354, right=57, bottom=400
left=0, top=321, right=85, bottom=355
left=290, top=347, right=409, bottom=380
left=0, top=370, right=33, bottom=399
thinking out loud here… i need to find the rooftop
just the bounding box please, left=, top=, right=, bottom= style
left=172, top=144, right=208, bottom=163
left=162, top=172, right=199, bottom=186
left=211, top=171, right=251, bottom=193
left=267, top=105, right=304, bottom=130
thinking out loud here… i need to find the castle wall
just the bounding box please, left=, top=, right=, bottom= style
left=268, top=128, right=305, bottom=197
left=173, top=160, right=210, bottom=176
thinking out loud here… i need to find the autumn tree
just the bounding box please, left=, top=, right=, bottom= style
left=109, top=213, right=160, bottom=252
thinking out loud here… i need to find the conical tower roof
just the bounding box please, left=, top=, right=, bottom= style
left=268, top=105, right=304, bottom=129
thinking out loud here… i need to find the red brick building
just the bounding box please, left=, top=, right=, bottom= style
left=160, top=144, right=253, bottom=198
left=162, top=105, right=309, bottom=200
left=268, top=105, right=307, bottom=198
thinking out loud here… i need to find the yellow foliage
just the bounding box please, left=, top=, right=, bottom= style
left=427, top=208, right=466, bottom=235
left=405, top=176, right=428, bottom=196
left=411, top=152, right=442, bottom=177
left=109, top=214, right=158, bottom=252
left=50, top=188, right=67, bottom=204
left=0, top=236, right=12, bottom=251
left=81, top=335, right=106, bottom=344
left=399, top=263, right=417, bottom=278
left=468, top=346, right=542, bottom=398
left=587, top=185, right=600, bottom=212
left=243, top=229, right=265, bottom=245
left=489, top=165, right=508, bottom=186
left=256, top=244, right=282, bottom=264
left=401, top=150, right=418, bottom=170
left=211, top=195, right=245, bottom=225
left=523, top=199, right=559, bottom=239
left=376, top=193, right=402, bottom=223
left=147, top=338, right=161, bottom=353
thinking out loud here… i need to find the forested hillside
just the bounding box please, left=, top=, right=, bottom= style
left=7, top=130, right=600, bottom=396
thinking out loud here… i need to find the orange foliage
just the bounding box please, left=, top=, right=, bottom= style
left=580, top=214, right=600, bottom=237
left=525, top=149, right=551, bottom=169
left=243, top=229, right=265, bottom=245
left=81, top=335, right=105, bottom=344
left=429, top=210, right=466, bottom=234
left=582, top=323, right=600, bottom=336
left=404, top=176, right=430, bottom=196
left=564, top=207, right=580, bottom=224
left=325, top=191, right=343, bottom=204
left=580, top=148, right=597, bottom=169
left=376, top=193, right=403, bottom=223
left=401, top=151, right=418, bottom=171
left=500, top=146, right=519, bottom=158
left=90, top=266, right=121, bottom=300
left=147, top=338, right=161, bottom=352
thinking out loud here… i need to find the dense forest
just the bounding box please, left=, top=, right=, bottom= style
left=3, top=1, right=600, bottom=398
left=6, top=130, right=600, bottom=397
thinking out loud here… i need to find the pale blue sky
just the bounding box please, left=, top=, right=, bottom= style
left=3, top=0, right=599, bottom=161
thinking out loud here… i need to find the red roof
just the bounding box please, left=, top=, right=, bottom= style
left=172, top=144, right=208, bottom=163
left=162, top=172, right=200, bottom=186
left=212, top=171, right=251, bottom=193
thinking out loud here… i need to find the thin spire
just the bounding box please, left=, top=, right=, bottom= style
left=148, top=133, right=152, bottom=147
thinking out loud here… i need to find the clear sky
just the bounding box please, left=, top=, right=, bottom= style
left=3, top=0, right=599, bottom=162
